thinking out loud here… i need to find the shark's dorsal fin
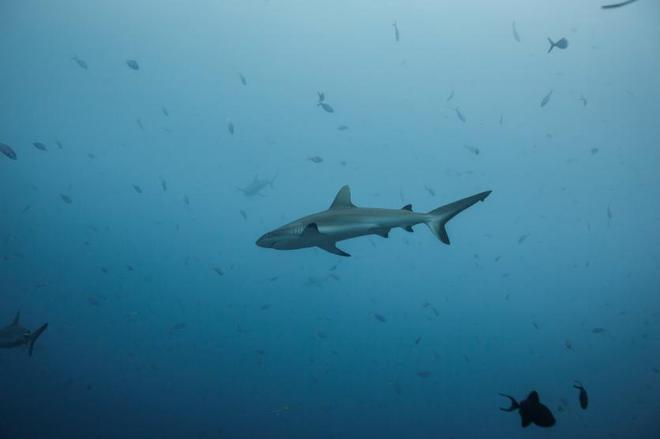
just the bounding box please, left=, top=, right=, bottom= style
left=12, top=311, right=20, bottom=326
left=329, top=185, right=356, bottom=210
left=401, top=204, right=412, bottom=211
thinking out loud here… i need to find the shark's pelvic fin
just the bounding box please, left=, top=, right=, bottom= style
left=370, top=228, right=390, bottom=238
left=401, top=204, right=413, bottom=211
left=403, top=226, right=414, bottom=232
left=329, top=185, right=356, bottom=210
left=12, top=311, right=20, bottom=326
left=319, top=243, right=351, bottom=257
left=28, top=323, right=48, bottom=356
left=426, top=191, right=492, bottom=244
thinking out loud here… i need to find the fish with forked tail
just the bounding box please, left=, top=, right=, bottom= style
left=0, top=312, right=48, bottom=356
left=499, top=391, right=556, bottom=428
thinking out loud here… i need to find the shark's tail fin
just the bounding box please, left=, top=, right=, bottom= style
left=547, top=38, right=555, bottom=53
left=425, top=191, right=491, bottom=244
left=28, top=323, right=48, bottom=356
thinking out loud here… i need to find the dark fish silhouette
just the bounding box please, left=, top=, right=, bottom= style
left=0, top=142, right=17, bottom=160
left=499, top=391, right=556, bottom=428
left=0, top=312, right=48, bottom=356
left=72, top=56, right=88, bottom=69
left=547, top=37, right=568, bottom=53
left=602, top=0, right=638, bottom=9
left=162, top=106, right=169, bottom=116
left=319, top=102, right=334, bottom=113
left=308, top=156, right=323, bottom=163
left=227, top=120, right=235, bottom=135
left=573, top=381, right=589, bottom=409
left=33, top=142, right=48, bottom=151
left=317, top=91, right=325, bottom=103
left=540, top=90, right=553, bottom=107
left=454, top=107, right=466, bottom=123
left=239, top=73, right=247, bottom=86
left=337, top=125, right=349, bottom=131
left=60, top=194, right=72, bottom=204
left=512, top=21, right=521, bottom=42
left=132, top=184, right=143, bottom=194
left=126, top=59, right=140, bottom=70
left=446, top=90, right=454, bottom=102
left=374, top=313, right=387, bottom=323
left=579, top=95, right=588, bottom=106
left=392, top=21, right=400, bottom=42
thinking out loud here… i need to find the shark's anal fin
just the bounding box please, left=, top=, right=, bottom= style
left=403, top=226, right=414, bottom=232
left=319, top=243, right=351, bottom=257
left=369, top=228, right=390, bottom=238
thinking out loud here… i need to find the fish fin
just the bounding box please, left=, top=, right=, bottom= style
left=12, top=311, right=20, bottom=326
left=498, top=394, right=520, bottom=412
left=403, top=226, right=414, bottom=233
left=401, top=204, right=413, bottom=211
left=521, top=414, right=533, bottom=428
left=318, top=243, right=351, bottom=257
left=329, top=186, right=356, bottom=210
left=527, top=391, right=540, bottom=404
left=302, top=223, right=322, bottom=238
left=370, top=228, right=390, bottom=238
left=28, top=323, right=48, bottom=356
left=547, top=38, right=555, bottom=53
left=425, top=191, right=491, bottom=244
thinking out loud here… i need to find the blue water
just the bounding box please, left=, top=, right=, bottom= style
left=1, top=1, right=659, bottom=438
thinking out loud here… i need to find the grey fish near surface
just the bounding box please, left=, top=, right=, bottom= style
left=0, top=312, right=48, bottom=356
left=573, top=381, right=589, bottom=409
left=256, top=185, right=491, bottom=257
left=392, top=21, right=400, bottom=42
left=499, top=391, right=556, bottom=428
left=512, top=21, right=521, bottom=42
left=126, top=59, right=140, bottom=70
left=0, top=142, right=17, bottom=160
left=547, top=37, right=568, bottom=53
left=33, top=142, right=48, bottom=151
left=540, top=90, right=554, bottom=107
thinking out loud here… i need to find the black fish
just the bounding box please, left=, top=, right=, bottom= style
left=547, top=37, right=568, bottom=53
left=227, top=121, right=235, bottom=135
left=308, top=156, right=323, bottom=163
left=72, top=56, right=88, bottom=69
left=317, top=91, right=325, bottom=103
left=126, top=59, right=140, bottom=70
left=499, top=391, right=556, bottom=428
left=540, top=90, right=553, bottom=107
left=602, top=0, right=638, bottom=9
left=392, top=21, right=400, bottom=42
left=337, top=125, right=349, bottom=131
left=132, top=184, right=143, bottom=194
left=33, top=142, right=48, bottom=151
left=512, top=21, right=521, bottom=42
left=374, top=313, right=387, bottom=323
left=573, top=381, right=589, bottom=409
left=0, top=142, right=17, bottom=160
left=319, top=102, right=334, bottom=113
left=60, top=194, right=72, bottom=204
left=239, top=73, right=247, bottom=86
left=454, top=107, right=466, bottom=123
left=446, top=90, right=454, bottom=102
left=162, top=106, right=169, bottom=116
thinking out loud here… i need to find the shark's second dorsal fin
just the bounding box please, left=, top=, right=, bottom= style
left=12, top=311, right=20, bottom=326
left=329, top=185, right=356, bottom=210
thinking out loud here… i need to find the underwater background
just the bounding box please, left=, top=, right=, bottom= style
left=1, top=0, right=659, bottom=437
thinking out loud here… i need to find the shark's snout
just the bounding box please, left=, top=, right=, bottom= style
left=256, top=232, right=275, bottom=248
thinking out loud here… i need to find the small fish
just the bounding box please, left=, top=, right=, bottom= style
left=416, top=371, right=431, bottom=378
left=22, top=205, right=31, bottom=213
left=161, top=179, right=167, bottom=191
left=337, top=125, right=349, bottom=131
left=183, top=195, right=190, bottom=205
left=132, top=185, right=143, bottom=194
left=56, top=140, right=63, bottom=149
left=579, top=95, right=588, bottom=106
left=239, top=210, right=247, bottom=220
left=446, top=90, right=454, bottom=102
left=591, top=147, right=599, bottom=155
left=317, top=92, right=325, bottom=103
left=392, top=21, right=400, bottom=42
left=374, top=313, right=387, bottom=323
left=0, top=142, right=17, bottom=160
left=126, top=59, right=140, bottom=70
left=415, top=337, right=422, bottom=345
left=547, top=37, right=568, bottom=53
left=60, top=194, right=72, bottom=204
left=424, top=185, right=436, bottom=197
left=136, top=118, right=144, bottom=130
left=565, top=339, right=574, bottom=350
left=213, top=267, right=224, bottom=276
left=454, top=107, right=466, bottom=123
left=499, top=115, right=504, bottom=125
left=540, top=90, right=554, bottom=107
left=260, top=304, right=271, bottom=311
left=239, top=73, right=247, bottom=86
left=573, top=381, right=589, bottom=409
left=591, top=327, right=607, bottom=334
left=33, top=142, right=48, bottom=151
left=518, top=234, right=529, bottom=244
left=499, top=391, right=556, bottom=428
left=601, top=0, right=638, bottom=9
left=318, top=102, right=334, bottom=113
left=532, top=321, right=540, bottom=330
left=463, top=145, right=480, bottom=155
left=308, top=156, right=323, bottom=163
left=607, top=206, right=612, bottom=220
left=512, top=21, right=521, bottom=42
left=227, top=120, right=235, bottom=135
left=162, top=106, right=169, bottom=116
left=72, top=56, right=88, bottom=69
left=431, top=307, right=439, bottom=317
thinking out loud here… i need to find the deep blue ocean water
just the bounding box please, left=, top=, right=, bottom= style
left=1, top=1, right=659, bottom=438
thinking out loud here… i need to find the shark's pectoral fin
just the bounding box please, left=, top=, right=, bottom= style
left=369, top=227, right=390, bottom=238
left=318, top=243, right=351, bottom=257
left=403, top=226, right=414, bottom=233
left=302, top=222, right=322, bottom=238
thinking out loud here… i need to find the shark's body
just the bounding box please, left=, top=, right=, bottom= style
left=0, top=312, right=48, bottom=356
left=237, top=175, right=276, bottom=197
left=256, top=185, right=491, bottom=256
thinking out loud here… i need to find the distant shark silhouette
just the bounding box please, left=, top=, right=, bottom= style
left=0, top=312, right=48, bottom=356
left=256, top=185, right=491, bottom=256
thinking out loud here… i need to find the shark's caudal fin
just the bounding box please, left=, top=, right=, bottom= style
left=425, top=191, right=491, bottom=244
left=28, top=323, right=48, bottom=356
